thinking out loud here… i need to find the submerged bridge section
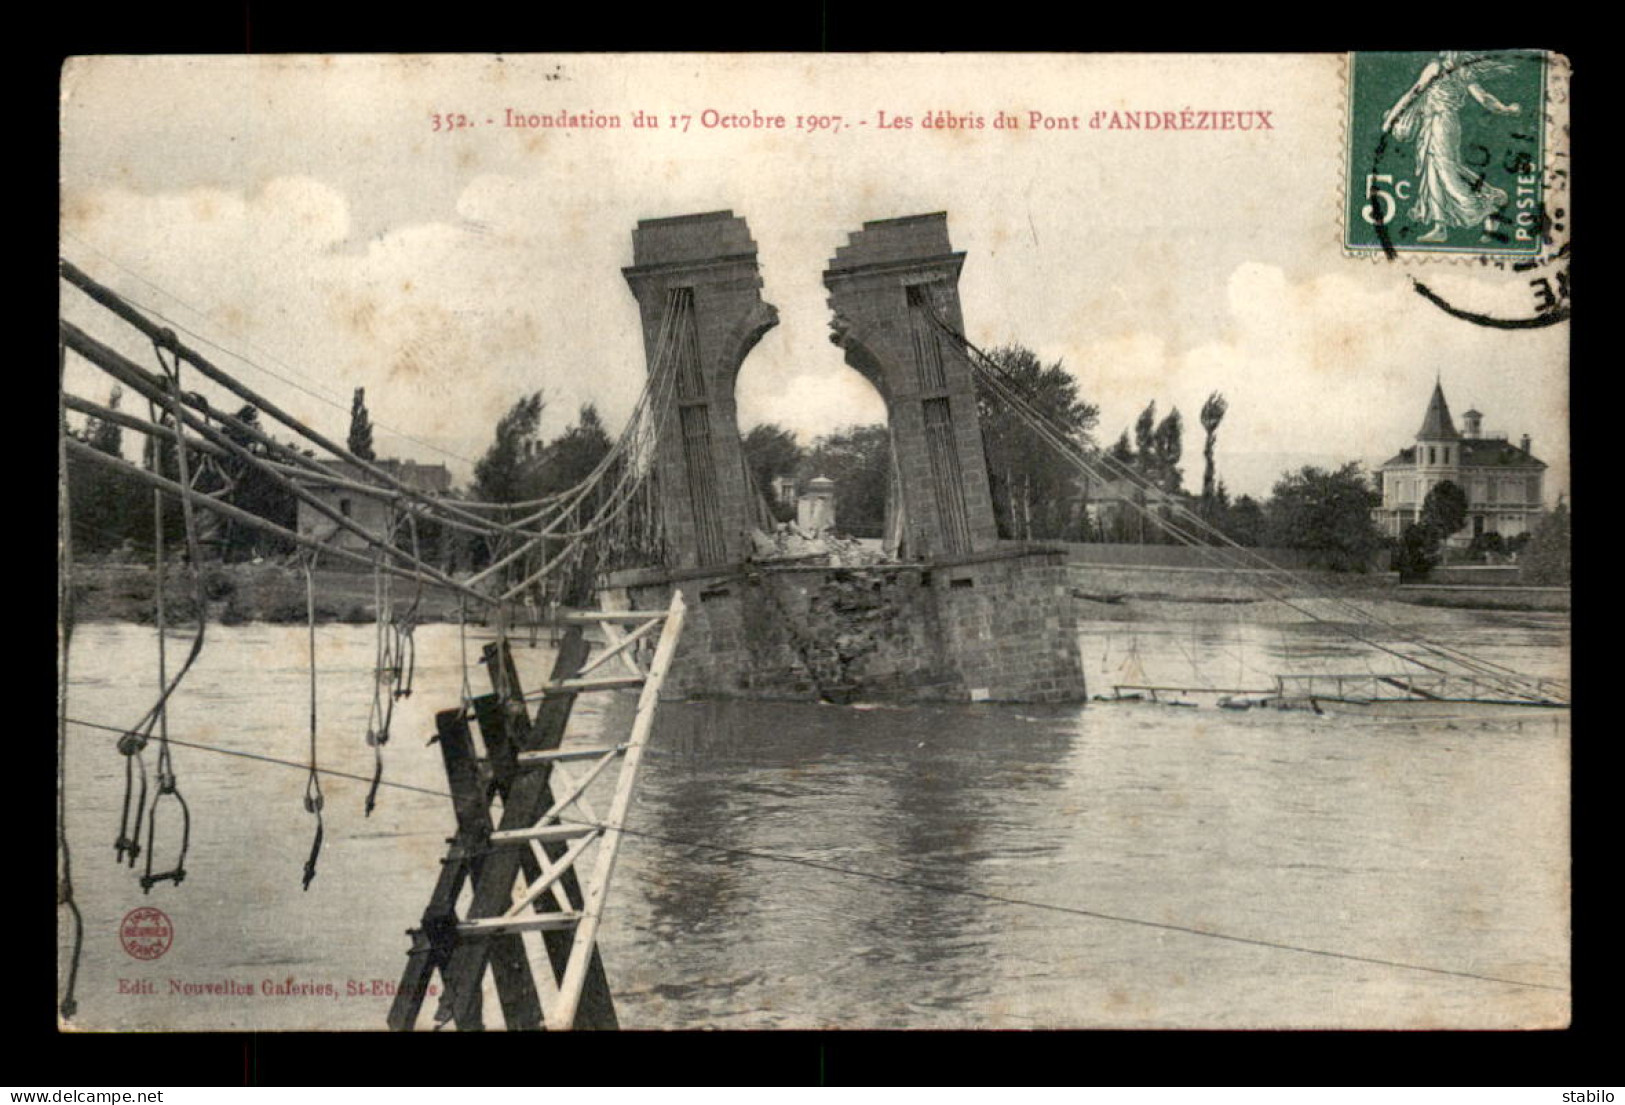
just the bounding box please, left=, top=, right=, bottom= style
left=607, top=210, right=1087, bottom=705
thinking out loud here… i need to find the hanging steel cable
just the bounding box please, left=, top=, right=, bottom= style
left=64, top=262, right=685, bottom=623
left=362, top=511, right=424, bottom=817
left=972, top=355, right=1551, bottom=701
left=364, top=551, right=397, bottom=817
left=301, top=555, right=325, bottom=891
left=138, top=344, right=205, bottom=892
left=947, top=317, right=1506, bottom=668
left=459, top=291, right=686, bottom=590
left=484, top=310, right=684, bottom=605
left=61, top=255, right=691, bottom=647
left=109, top=347, right=212, bottom=881
left=62, top=319, right=496, bottom=587
left=62, top=260, right=507, bottom=537
left=929, top=307, right=1566, bottom=706
left=63, top=437, right=497, bottom=603
left=57, top=339, right=84, bottom=1021
left=59, top=234, right=482, bottom=468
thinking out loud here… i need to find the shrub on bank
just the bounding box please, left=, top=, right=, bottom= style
left=202, top=569, right=238, bottom=602
left=261, top=594, right=342, bottom=623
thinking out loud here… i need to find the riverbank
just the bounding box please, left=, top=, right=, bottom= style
left=67, top=562, right=476, bottom=625
left=1067, top=562, right=1571, bottom=617
left=1393, top=584, right=1571, bottom=612
left=67, top=557, right=1573, bottom=625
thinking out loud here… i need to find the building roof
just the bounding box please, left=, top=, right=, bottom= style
left=1380, top=439, right=1545, bottom=469
left=383, top=458, right=454, bottom=493
left=1415, top=382, right=1460, bottom=441
left=1459, top=439, right=1546, bottom=468
left=299, top=457, right=454, bottom=494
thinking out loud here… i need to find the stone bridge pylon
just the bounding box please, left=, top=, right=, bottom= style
left=609, top=208, right=1086, bottom=705
left=823, top=213, right=1000, bottom=560
left=623, top=211, right=779, bottom=569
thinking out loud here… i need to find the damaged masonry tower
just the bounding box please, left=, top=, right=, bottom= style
left=606, top=210, right=1086, bottom=703
left=623, top=211, right=778, bottom=568
left=823, top=214, right=1000, bottom=560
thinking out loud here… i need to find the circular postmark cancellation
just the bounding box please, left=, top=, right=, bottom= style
left=1345, top=50, right=1570, bottom=329
left=119, top=906, right=174, bottom=961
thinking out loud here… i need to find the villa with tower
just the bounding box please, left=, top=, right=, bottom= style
left=1373, top=382, right=1548, bottom=548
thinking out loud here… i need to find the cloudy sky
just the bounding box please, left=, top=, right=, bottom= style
left=59, top=54, right=1569, bottom=500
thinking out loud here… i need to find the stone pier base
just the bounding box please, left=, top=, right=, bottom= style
left=601, top=545, right=1086, bottom=703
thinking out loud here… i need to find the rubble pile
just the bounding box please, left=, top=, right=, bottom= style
left=749, top=524, right=886, bottom=567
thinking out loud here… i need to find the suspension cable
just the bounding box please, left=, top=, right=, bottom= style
left=57, top=338, right=84, bottom=1020
left=61, top=260, right=507, bottom=536
left=460, top=291, right=685, bottom=587
left=973, top=356, right=1544, bottom=697
left=930, top=309, right=1564, bottom=704
left=53, top=711, right=1572, bottom=996
left=301, top=555, right=325, bottom=891
left=63, top=260, right=688, bottom=620
left=139, top=343, right=204, bottom=891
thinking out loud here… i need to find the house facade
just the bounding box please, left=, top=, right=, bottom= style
left=1077, top=473, right=1182, bottom=543
left=296, top=457, right=453, bottom=556
left=1374, top=383, right=1546, bottom=547
left=763, top=474, right=840, bottom=535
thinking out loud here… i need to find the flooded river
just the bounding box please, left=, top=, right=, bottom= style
left=59, top=605, right=1570, bottom=1030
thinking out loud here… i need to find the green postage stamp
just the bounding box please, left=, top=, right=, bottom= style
left=1345, top=51, right=1550, bottom=256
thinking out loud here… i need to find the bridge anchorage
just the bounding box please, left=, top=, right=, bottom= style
left=607, top=211, right=1090, bottom=705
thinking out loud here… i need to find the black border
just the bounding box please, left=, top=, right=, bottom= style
left=42, top=7, right=1605, bottom=1089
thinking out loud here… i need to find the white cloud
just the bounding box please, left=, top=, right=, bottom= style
left=62, top=173, right=656, bottom=474
left=738, top=365, right=886, bottom=441
left=60, top=57, right=1567, bottom=505
left=1058, top=262, right=1568, bottom=500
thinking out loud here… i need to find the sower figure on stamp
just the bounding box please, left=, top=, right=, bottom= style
left=1383, top=51, right=1522, bottom=244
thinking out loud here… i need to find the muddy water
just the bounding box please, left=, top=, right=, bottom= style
left=59, top=607, right=1569, bottom=1030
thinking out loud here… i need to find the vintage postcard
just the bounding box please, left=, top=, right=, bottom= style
left=58, top=53, right=1570, bottom=1032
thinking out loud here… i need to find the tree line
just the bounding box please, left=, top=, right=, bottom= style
left=64, top=385, right=302, bottom=562
left=66, top=358, right=1570, bottom=583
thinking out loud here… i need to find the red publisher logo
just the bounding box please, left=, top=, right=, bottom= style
left=119, top=907, right=173, bottom=961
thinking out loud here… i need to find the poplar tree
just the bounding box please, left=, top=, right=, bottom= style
left=348, top=387, right=376, bottom=461
left=1200, top=391, right=1228, bottom=511
left=1151, top=407, right=1184, bottom=494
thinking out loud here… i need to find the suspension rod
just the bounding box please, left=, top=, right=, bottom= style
left=60, top=259, right=505, bottom=536
left=64, top=437, right=496, bottom=606
left=63, top=320, right=481, bottom=594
